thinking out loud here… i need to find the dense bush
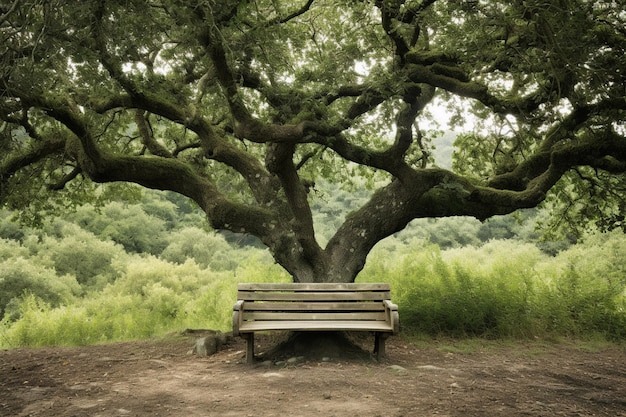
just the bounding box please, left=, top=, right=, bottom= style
left=0, top=236, right=289, bottom=348
left=161, top=227, right=241, bottom=270
left=546, top=232, right=626, bottom=338
left=0, top=237, right=29, bottom=261
left=0, top=211, right=26, bottom=242
left=66, top=202, right=168, bottom=254
left=34, top=222, right=126, bottom=290
left=0, top=256, right=80, bottom=321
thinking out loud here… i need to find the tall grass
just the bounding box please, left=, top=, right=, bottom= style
left=359, top=234, right=626, bottom=340
left=1, top=232, right=625, bottom=348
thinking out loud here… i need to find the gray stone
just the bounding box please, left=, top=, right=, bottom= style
left=192, top=330, right=232, bottom=356
left=416, top=365, right=445, bottom=371
left=388, top=365, right=408, bottom=375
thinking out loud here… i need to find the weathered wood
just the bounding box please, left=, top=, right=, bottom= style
left=232, top=300, right=244, bottom=337
left=373, top=332, right=389, bottom=361
left=238, top=320, right=395, bottom=332
left=232, top=283, right=399, bottom=363
left=237, top=291, right=390, bottom=301
left=238, top=283, right=391, bottom=291
left=243, top=301, right=386, bottom=311
left=245, top=311, right=387, bottom=321
left=244, top=333, right=254, bottom=365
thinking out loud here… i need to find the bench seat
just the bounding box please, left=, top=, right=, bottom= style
left=238, top=320, right=396, bottom=332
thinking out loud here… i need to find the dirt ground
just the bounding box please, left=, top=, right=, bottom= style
left=1, top=332, right=625, bottom=417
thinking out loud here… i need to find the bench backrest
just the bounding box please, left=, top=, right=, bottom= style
left=237, top=283, right=392, bottom=323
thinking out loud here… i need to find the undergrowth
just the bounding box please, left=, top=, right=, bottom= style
left=1, top=232, right=625, bottom=348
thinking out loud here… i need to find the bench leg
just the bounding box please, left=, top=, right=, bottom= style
left=244, top=333, right=255, bottom=364
left=374, top=332, right=389, bottom=361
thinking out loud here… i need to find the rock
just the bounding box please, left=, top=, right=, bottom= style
left=193, top=337, right=216, bottom=356
left=192, top=331, right=232, bottom=356
left=259, top=360, right=273, bottom=368
left=416, top=365, right=444, bottom=371
left=388, top=365, right=408, bottom=375
left=262, top=372, right=284, bottom=378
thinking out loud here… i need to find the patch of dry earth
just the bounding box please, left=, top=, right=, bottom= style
left=1, top=334, right=625, bottom=416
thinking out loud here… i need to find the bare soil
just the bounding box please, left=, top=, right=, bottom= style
left=1, top=332, right=625, bottom=417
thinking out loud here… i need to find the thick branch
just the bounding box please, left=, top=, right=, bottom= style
left=91, top=5, right=192, bottom=125
left=377, top=2, right=410, bottom=60
left=203, top=27, right=253, bottom=125
left=134, top=110, right=173, bottom=158
left=405, top=60, right=547, bottom=115
left=206, top=34, right=317, bottom=143
left=89, top=14, right=278, bottom=208
left=387, top=83, right=435, bottom=160
left=0, top=136, right=65, bottom=179
left=407, top=63, right=490, bottom=103
left=309, top=84, right=435, bottom=180
left=490, top=99, right=626, bottom=191
left=44, top=97, right=280, bottom=242
left=402, top=0, right=439, bottom=21
left=48, top=166, right=81, bottom=191
left=265, top=143, right=322, bottom=264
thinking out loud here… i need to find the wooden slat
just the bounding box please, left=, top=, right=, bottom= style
left=244, top=311, right=387, bottom=321
left=238, top=283, right=390, bottom=292
left=238, top=291, right=389, bottom=302
left=243, top=302, right=385, bottom=311
left=238, top=320, right=394, bottom=332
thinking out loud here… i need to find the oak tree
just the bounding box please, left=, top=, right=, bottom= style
left=1, top=0, right=625, bottom=282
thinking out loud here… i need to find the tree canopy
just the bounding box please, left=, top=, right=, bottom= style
left=1, top=0, right=625, bottom=282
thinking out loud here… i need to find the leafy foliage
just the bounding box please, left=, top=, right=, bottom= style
left=36, top=224, right=124, bottom=289
left=160, top=226, right=262, bottom=270
left=0, top=257, right=80, bottom=321
left=2, top=0, right=624, bottom=283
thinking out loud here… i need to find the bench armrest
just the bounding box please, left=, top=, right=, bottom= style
left=232, top=300, right=244, bottom=336
left=383, top=299, right=400, bottom=334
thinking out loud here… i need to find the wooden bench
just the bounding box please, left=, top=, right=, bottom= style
left=232, top=283, right=399, bottom=363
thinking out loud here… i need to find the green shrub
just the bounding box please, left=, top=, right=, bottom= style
left=0, top=238, right=29, bottom=261
left=2, top=293, right=150, bottom=346
left=68, top=202, right=168, bottom=254
left=543, top=232, right=626, bottom=339
left=0, top=250, right=292, bottom=348
left=160, top=227, right=239, bottom=270
left=0, top=211, right=26, bottom=242
left=34, top=223, right=125, bottom=290
left=0, top=257, right=80, bottom=320
left=100, top=203, right=168, bottom=254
